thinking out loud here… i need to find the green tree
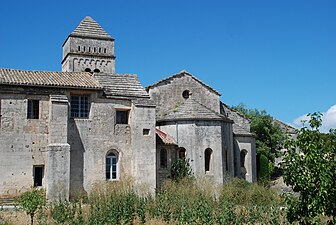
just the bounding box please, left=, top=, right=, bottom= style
left=282, top=112, right=336, bottom=224
left=171, top=158, right=193, bottom=181
left=16, top=189, right=46, bottom=225
left=233, top=103, right=286, bottom=162
left=233, top=104, right=286, bottom=182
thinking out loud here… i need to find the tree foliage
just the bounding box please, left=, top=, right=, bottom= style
left=282, top=112, right=336, bottom=224
left=233, top=103, right=286, bottom=162
left=16, top=189, right=46, bottom=225
left=171, top=158, right=193, bottom=181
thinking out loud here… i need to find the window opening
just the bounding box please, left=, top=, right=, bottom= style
left=99, top=47, right=101, bottom=53
left=70, top=95, right=89, bottom=118
left=85, top=68, right=91, bottom=72
left=78, top=46, right=80, bottom=51
left=104, top=48, right=107, bottom=53
left=27, top=99, right=39, bottom=119
left=106, top=152, right=118, bottom=180
left=143, top=129, right=150, bottom=135
left=33, top=166, right=44, bottom=187
left=83, top=46, right=86, bottom=52
left=94, top=47, right=96, bottom=53
left=178, top=147, right=186, bottom=159
left=160, top=148, right=167, bottom=168
left=182, top=90, right=190, bottom=99
left=93, top=69, right=100, bottom=73
left=240, top=150, right=247, bottom=168
left=88, top=47, right=91, bottom=52
left=116, top=110, right=129, bottom=124
left=205, top=148, right=212, bottom=172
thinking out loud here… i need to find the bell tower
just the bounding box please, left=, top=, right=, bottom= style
left=62, top=16, right=116, bottom=74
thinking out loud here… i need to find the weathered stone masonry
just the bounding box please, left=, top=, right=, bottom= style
left=0, top=16, right=257, bottom=201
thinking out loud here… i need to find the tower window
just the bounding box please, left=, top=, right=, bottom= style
left=104, top=48, right=107, bottom=53
left=27, top=99, right=39, bottom=119
left=99, top=47, right=101, bottom=53
left=85, top=68, right=91, bottom=72
left=78, top=46, right=80, bottom=51
left=94, top=47, right=96, bottom=53
left=83, top=46, right=86, bottom=52
left=88, top=47, right=91, bottom=52
left=93, top=69, right=100, bottom=73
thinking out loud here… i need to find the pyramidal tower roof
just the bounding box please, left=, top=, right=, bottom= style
left=69, top=16, right=114, bottom=40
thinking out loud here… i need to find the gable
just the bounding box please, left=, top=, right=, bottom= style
left=146, top=70, right=221, bottom=96
left=147, top=71, right=221, bottom=118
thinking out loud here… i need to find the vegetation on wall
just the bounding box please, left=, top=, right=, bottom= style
left=282, top=112, right=336, bottom=224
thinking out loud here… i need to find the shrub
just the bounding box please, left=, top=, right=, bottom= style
left=16, top=189, right=46, bottom=225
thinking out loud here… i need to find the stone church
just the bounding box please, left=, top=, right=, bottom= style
left=0, top=16, right=256, bottom=200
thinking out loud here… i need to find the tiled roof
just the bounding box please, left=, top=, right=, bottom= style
left=156, top=128, right=177, bottom=145
left=0, top=68, right=102, bottom=89
left=146, top=70, right=221, bottom=96
left=70, top=16, right=114, bottom=40
left=94, top=73, right=150, bottom=98
left=158, top=98, right=230, bottom=122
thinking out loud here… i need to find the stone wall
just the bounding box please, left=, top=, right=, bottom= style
left=233, top=136, right=257, bottom=183
left=62, top=36, right=115, bottom=73
left=148, top=75, right=221, bottom=117
left=0, top=93, right=50, bottom=197
left=0, top=88, right=157, bottom=199
left=157, top=120, right=234, bottom=184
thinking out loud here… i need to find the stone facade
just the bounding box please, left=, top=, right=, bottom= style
left=147, top=71, right=257, bottom=185
left=0, top=16, right=257, bottom=200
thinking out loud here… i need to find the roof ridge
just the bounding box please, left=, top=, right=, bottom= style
left=69, top=16, right=114, bottom=40
left=146, top=70, right=221, bottom=96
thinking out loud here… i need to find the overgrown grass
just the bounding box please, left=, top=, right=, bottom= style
left=1, top=178, right=293, bottom=225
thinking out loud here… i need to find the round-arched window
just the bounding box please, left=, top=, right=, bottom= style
left=85, top=68, right=91, bottom=72
left=182, top=90, right=190, bottom=99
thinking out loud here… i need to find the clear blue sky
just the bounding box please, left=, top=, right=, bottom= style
left=1, top=0, right=335, bottom=130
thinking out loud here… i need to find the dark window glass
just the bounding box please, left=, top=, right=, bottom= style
left=33, top=166, right=44, bottom=187
left=160, top=149, right=167, bottom=168
left=27, top=100, right=39, bottom=119
left=70, top=95, right=89, bottom=118
left=205, top=148, right=212, bottom=172
left=116, top=110, right=129, bottom=124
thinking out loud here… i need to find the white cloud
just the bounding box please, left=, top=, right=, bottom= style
left=291, top=104, right=336, bottom=133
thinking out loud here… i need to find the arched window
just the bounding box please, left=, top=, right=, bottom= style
left=204, top=148, right=212, bottom=172
left=85, top=68, right=91, bottom=72
left=178, top=147, right=186, bottom=159
left=106, top=151, right=119, bottom=180
left=94, top=69, right=100, bottom=73
left=160, top=148, right=167, bottom=168
left=240, top=150, right=247, bottom=168
left=182, top=90, right=190, bottom=99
